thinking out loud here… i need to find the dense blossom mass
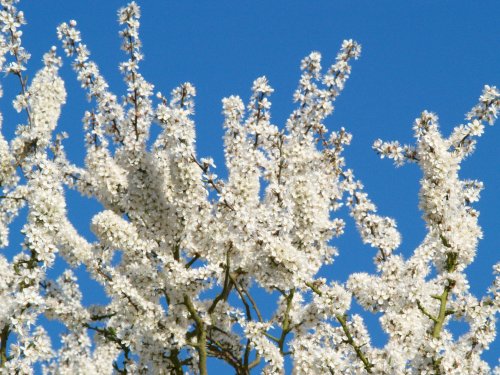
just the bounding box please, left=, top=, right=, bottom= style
left=0, top=1, right=498, bottom=374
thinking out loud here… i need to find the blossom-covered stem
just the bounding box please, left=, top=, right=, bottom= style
left=84, top=323, right=131, bottom=373
left=429, top=253, right=459, bottom=373
left=451, top=96, right=499, bottom=152
left=306, top=282, right=374, bottom=373
left=191, top=154, right=235, bottom=211
left=183, top=295, right=208, bottom=375
left=430, top=282, right=456, bottom=375
left=335, top=314, right=373, bottom=373
left=95, top=266, right=140, bottom=312
left=432, top=284, right=453, bottom=339
left=7, top=30, right=32, bottom=125
left=125, top=32, right=139, bottom=141
left=0, top=325, right=9, bottom=367
left=228, top=274, right=263, bottom=370
left=432, top=280, right=454, bottom=338
left=278, top=288, right=295, bottom=354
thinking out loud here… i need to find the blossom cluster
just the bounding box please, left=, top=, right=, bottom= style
left=0, top=1, right=498, bottom=374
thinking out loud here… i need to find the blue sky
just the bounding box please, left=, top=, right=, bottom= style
left=3, top=0, right=499, bottom=372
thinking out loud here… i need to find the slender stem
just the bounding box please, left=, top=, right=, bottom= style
left=206, top=337, right=241, bottom=371
left=229, top=273, right=263, bottom=322
left=227, top=273, right=263, bottom=371
left=168, top=348, right=184, bottom=375
left=278, top=289, right=295, bottom=354
left=243, top=337, right=252, bottom=371
left=263, top=332, right=280, bottom=343
left=183, top=295, right=207, bottom=375
left=432, top=280, right=455, bottom=339
left=416, top=300, right=438, bottom=323
left=0, top=325, right=9, bottom=367
left=429, top=248, right=458, bottom=374
left=208, top=249, right=232, bottom=315
left=248, top=355, right=262, bottom=370
left=185, top=254, right=200, bottom=269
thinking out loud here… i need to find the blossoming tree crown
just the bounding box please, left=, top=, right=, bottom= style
left=0, top=1, right=498, bottom=374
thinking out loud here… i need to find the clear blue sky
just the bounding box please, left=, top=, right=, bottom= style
left=3, top=0, right=499, bottom=372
